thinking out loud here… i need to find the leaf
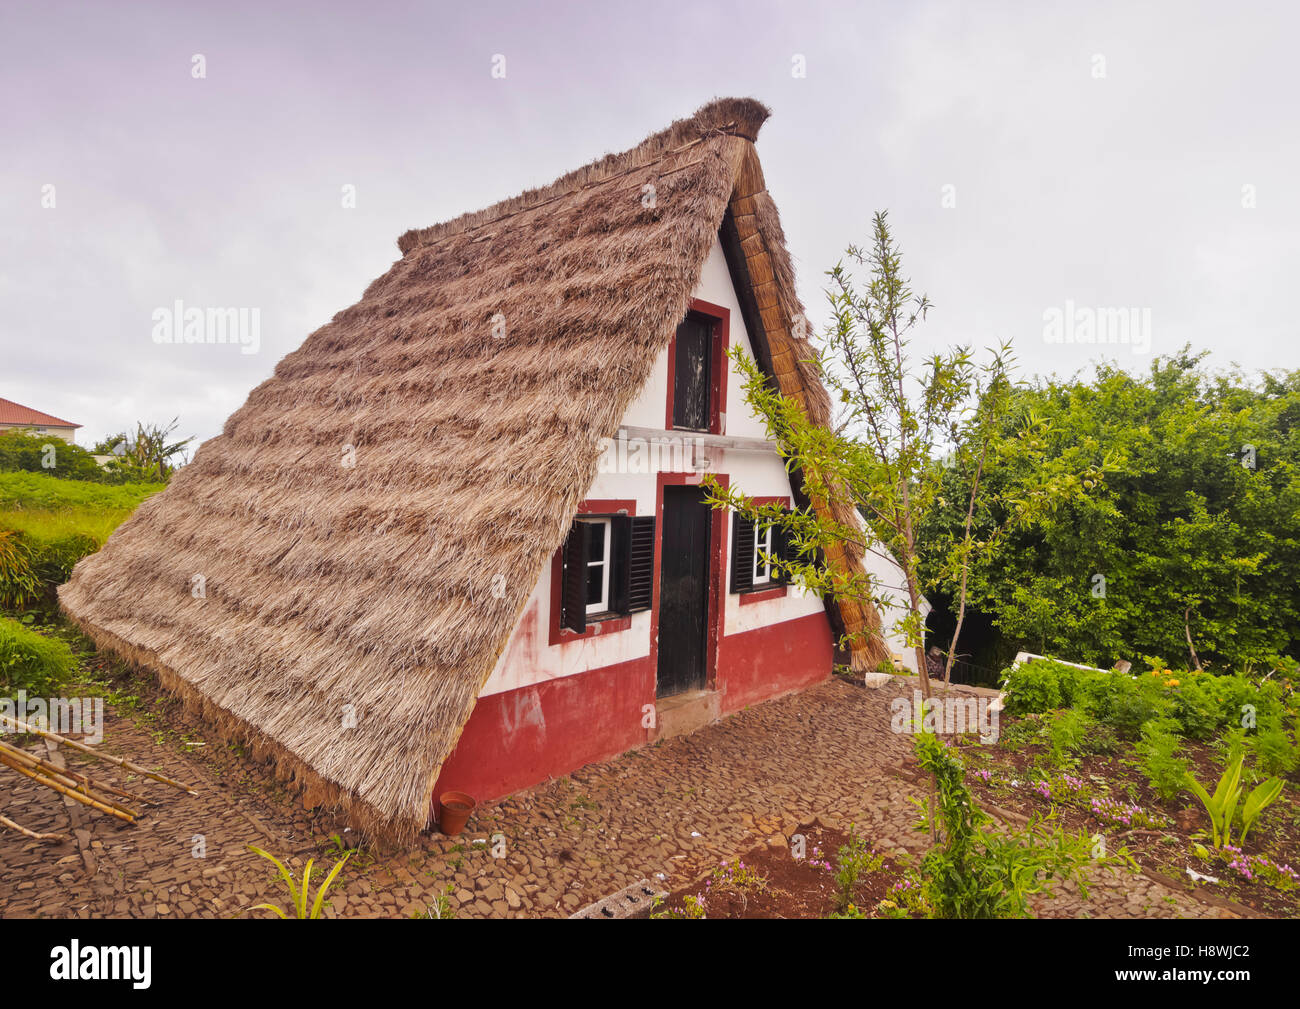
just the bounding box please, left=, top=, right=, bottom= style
left=248, top=845, right=301, bottom=916
left=299, top=859, right=313, bottom=919
left=310, top=852, right=352, bottom=919
left=1238, top=777, right=1284, bottom=845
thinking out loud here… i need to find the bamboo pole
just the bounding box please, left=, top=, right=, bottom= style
left=0, top=747, right=144, bottom=816
left=0, top=753, right=136, bottom=823
left=0, top=813, right=69, bottom=842
left=0, top=740, right=153, bottom=806
left=0, top=714, right=198, bottom=794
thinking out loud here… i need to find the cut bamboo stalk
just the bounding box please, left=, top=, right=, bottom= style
left=0, top=740, right=153, bottom=806
left=0, top=749, right=138, bottom=817
left=0, top=714, right=198, bottom=794
left=0, top=753, right=136, bottom=823
left=0, top=812, right=69, bottom=841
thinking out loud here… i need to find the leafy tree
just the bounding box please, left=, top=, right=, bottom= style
left=98, top=419, right=194, bottom=483
left=921, top=351, right=1300, bottom=671
left=0, top=429, right=104, bottom=481
left=705, top=212, right=1095, bottom=693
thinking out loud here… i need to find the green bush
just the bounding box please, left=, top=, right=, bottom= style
left=1081, top=673, right=1170, bottom=737
left=0, top=430, right=106, bottom=482
left=0, top=616, right=75, bottom=696
left=1001, top=659, right=1296, bottom=742
left=1046, top=706, right=1094, bottom=766
left=1245, top=716, right=1298, bottom=779
left=1135, top=718, right=1190, bottom=802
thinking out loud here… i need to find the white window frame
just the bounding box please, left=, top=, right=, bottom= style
left=752, top=523, right=774, bottom=587
left=579, top=517, right=613, bottom=615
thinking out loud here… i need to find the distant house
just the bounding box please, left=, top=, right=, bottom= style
left=0, top=398, right=82, bottom=443
left=62, top=98, right=914, bottom=842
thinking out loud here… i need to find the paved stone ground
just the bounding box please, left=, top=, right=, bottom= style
left=0, top=672, right=1232, bottom=918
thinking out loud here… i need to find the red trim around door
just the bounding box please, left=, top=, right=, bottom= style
left=652, top=471, right=728, bottom=694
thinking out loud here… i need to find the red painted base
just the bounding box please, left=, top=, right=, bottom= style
left=430, top=612, right=832, bottom=820
left=717, top=610, right=834, bottom=714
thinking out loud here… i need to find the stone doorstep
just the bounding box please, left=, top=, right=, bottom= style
left=569, top=879, right=667, bottom=920
left=653, top=689, right=721, bottom=740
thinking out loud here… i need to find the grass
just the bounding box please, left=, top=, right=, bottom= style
left=0, top=471, right=164, bottom=511
left=0, top=507, right=133, bottom=545
left=0, top=613, right=76, bottom=695
left=0, top=471, right=163, bottom=608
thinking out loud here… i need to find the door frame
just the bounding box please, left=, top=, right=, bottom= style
left=651, top=471, right=727, bottom=696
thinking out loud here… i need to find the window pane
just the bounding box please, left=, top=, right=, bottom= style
left=754, top=526, right=771, bottom=582
left=586, top=564, right=604, bottom=604
left=586, top=521, right=605, bottom=562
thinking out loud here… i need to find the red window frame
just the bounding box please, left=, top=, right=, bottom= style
left=548, top=499, right=636, bottom=645
left=664, top=298, right=729, bottom=436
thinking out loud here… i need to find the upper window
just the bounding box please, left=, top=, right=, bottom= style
left=671, top=314, right=714, bottom=432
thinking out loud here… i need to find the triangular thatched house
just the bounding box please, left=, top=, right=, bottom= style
left=61, top=98, right=914, bottom=842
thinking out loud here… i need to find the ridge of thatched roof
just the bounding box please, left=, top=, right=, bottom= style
left=60, top=97, right=888, bottom=843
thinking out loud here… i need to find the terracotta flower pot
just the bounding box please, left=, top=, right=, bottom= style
left=438, top=791, right=476, bottom=836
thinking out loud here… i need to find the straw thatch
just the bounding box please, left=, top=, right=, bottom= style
left=59, top=97, right=889, bottom=842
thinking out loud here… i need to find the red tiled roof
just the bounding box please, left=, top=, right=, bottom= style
left=0, top=397, right=81, bottom=428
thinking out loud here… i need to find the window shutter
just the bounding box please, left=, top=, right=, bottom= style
left=613, top=515, right=656, bottom=614
left=561, top=521, right=589, bottom=633
left=730, top=513, right=755, bottom=593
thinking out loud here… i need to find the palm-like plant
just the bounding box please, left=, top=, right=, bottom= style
left=248, top=846, right=351, bottom=919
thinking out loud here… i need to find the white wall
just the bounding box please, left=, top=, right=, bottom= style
left=480, top=237, right=917, bottom=696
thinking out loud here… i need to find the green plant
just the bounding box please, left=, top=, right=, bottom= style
left=706, top=857, right=768, bottom=903
left=0, top=615, right=75, bottom=696
left=651, top=894, right=706, bottom=919
left=912, top=731, right=1128, bottom=918
left=1245, top=715, right=1298, bottom=778
left=1186, top=751, right=1285, bottom=847
left=0, top=530, right=40, bottom=610
left=247, top=846, right=351, bottom=919
left=876, top=873, right=931, bottom=918
left=1238, top=778, right=1285, bottom=845
left=412, top=883, right=457, bottom=919
left=1047, top=706, right=1094, bottom=767
left=831, top=827, right=883, bottom=913
left=997, top=717, right=1045, bottom=752
left=703, top=212, right=1087, bottom=700
left=1135, top=718, right=1190, bottom=802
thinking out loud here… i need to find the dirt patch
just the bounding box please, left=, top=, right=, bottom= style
left=655, top=823, right=907, bottom=918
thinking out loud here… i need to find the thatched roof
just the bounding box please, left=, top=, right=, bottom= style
left=60, top=97, right=889, bottom=842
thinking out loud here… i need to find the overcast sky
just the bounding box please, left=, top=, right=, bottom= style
left=3, top=0, right=1296, bottom=449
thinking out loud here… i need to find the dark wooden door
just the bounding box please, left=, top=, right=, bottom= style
left=672, top=315, right=713, bottom=431
left=657, top=486, right=711, bottom=697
